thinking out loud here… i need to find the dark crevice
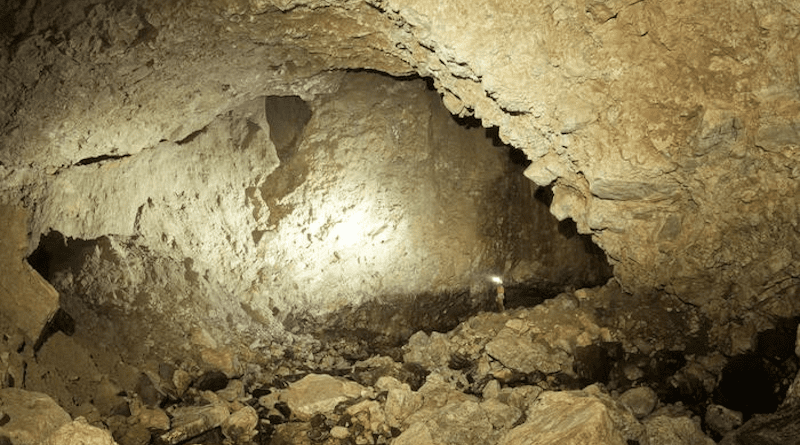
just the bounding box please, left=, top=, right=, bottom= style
left=130, top=5, right=158, bottom=47
left=33, top=308, right=75, bottom=353
left=263, top=95, right=311, bottom=162
left=175, top=126, right=207, bottom=145
left=75, top=154, right=131, bottom=166
left=5, top=0, right=41, bottom=54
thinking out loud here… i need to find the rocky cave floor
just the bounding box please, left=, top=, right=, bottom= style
left=2, top=281, right=800, bottom=445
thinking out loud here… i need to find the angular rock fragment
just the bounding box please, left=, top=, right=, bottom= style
left=221, top=406, right=258, bottom=444
left=645, top=415, right=715, bottom=445
left=159, top=405, right=230, bottom=445
left=485, top=327, right=565, bottom=374
left=0, top=205, right=60, bottom=345
left=498, top=390, right=626, bottom=445
left=705, top=403, right=743, bottom=437
left=281, top=374, right=365, bottom=421
left=0, top=388, right=72, bottom=445
left=40, top=417, right=118, bottom=445
left=497, top=384, right=649, bottom=445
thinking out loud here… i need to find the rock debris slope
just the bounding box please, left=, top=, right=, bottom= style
left=2, top=0, right=799, bottom=352
left=8, top=290, right=796, bottom=444
left=1, top=0, right=800, bottom=442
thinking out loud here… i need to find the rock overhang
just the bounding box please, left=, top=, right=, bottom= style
left=0, top=0, right=798, bottom=357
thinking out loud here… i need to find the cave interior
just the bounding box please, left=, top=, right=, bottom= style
left=1, top=1, right=800, bottom=444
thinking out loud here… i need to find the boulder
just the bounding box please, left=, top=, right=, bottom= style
left=0, top=388, right=71, bottom=445
left=618, top=386, right=658, bottom=419
left=40, top=417, right=118, bottom=445
left=498, top=390, right=626, bottom=445
left=280, top=374, right=365, bottom=421
left=720, top=403, right=800, bottom=445
left=0, top=205, right=59, bottom=345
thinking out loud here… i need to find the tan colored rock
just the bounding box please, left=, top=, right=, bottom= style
left=329, top=425, right=350, bottom=439
left=2, top=0, right=800, bottom=388
left=0, top=204, right=59, bottom=344
left=480, top=398, right=522, bottom=430
left=499, top=385, right=544, bottom=414
left=482, top=379, right=500, bottom=400
left=13, top=69, right=610, bottom=369
left=485, top=327, right=564, bottom=374
left=40, top=417, right=118, bottom=445
left=392, top=422, right=436, bottom=445
left=0, top=388, right=72, bottom=445
left=346, top=400, right=387, bottom=435
left=221, top=406, right=258, bottom=444
left=160, top=405, right=230, bottom=445
left=216, top=379, right=245, bottom=403
left=172, top=369, right=192, bottom=397
left=280, top=374, right=365, bottom=421
left=404, top=400, right=494, bottom=445
left=644, top=415, right=715, bottom=445
left=131, top=400, right=171, bottom=432
left=498, top=391, right=626, bottom=445
left=796, top=324, right=800, bottom=358
left=383, top=382, right=423, bottom=428
left=370, top=0, right=800, bottom=346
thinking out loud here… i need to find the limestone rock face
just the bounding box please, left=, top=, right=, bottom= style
left=1, top=0, right=799, bottom=358
left=366, top=0, right=800, bottom=343
left=3, top=65, right=610, bottom=362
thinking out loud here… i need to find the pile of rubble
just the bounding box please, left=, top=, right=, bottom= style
left=2, top=290, right=800, bottom=444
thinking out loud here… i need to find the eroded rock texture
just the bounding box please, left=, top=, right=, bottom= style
left=1, top=4, right=613, bottom=368
left=366, top=0, right=800, bottom=344
left=1, top=0, right=799, bottom=357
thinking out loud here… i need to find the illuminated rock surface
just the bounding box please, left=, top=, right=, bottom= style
left=1, top=0, right=800, bottom=443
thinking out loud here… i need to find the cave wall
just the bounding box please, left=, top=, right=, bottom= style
left=1, top=0, right=799, bottom=352
left=7, top=70, right=610, bottom=366
left=367, top=0, right=800, bottom=339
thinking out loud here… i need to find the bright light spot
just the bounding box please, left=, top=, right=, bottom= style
left=491, top=275, right=503, bottom=284
left=331, top=211, right=366, bottom=247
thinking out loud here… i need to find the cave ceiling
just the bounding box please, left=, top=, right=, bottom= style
left=1, top=0, right=799, bottom=352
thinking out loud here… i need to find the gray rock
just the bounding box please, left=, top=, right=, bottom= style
left=618, top=386, right=658, bottom=419
left=705, top=403, right=742, bottom=436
